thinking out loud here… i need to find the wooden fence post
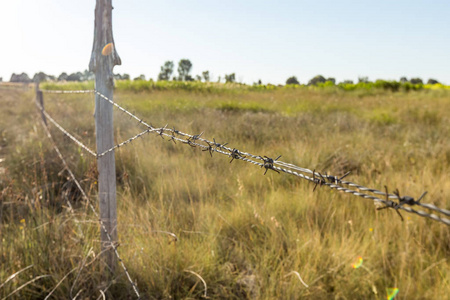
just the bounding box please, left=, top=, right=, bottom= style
left=35, top=83, right=46, bottom=125
left=89, top=0, right=121, bottom=272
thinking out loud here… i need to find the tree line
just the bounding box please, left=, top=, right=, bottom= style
left=3, top=58, right=441, bottom=86
left=286, top=75, right=440, bottom=86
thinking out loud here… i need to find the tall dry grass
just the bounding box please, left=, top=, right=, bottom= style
left=1, top=85, right=449, bottom=299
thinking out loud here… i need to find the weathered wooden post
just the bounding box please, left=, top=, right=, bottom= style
left=35, top=83, right=47, bottom=125
left=89, top=0, right=121, bottom=271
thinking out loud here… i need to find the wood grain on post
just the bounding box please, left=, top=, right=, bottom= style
left=89, top=0, right=121, bottom=272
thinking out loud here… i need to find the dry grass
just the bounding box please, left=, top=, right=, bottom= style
left=1, top=85, right=449, bottom=299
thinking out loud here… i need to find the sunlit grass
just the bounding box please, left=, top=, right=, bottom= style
left=1, top=86, right=449, bottom=299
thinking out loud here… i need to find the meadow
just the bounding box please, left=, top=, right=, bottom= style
left=0, top=82, right=449, bottom=299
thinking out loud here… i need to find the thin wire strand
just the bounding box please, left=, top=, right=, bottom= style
left=272, top=162, right=450, bottom=217
left=40, top=89, right=95, bottom=94
left=96, top=127, right=162, bottom=158
left=41, top=109, right=97, bottom=157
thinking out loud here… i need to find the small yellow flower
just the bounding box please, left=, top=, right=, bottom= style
left=19, top=226, right=24, bottom=230
left=20, top=219, right=26, bottom=224
left=369, top=228, right=373, bottom=232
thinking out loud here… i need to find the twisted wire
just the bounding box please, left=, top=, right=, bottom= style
left=39, top=107, right=97, bottom=157
left=36, top=112, right=84, bottom=239
left=97, top=127, right=162, bottom=158
left=40, top=89, right=95, bottom=94
left=273, top=162, right=450, bottom=217
left=36, top=91, right=162, bottom=161
left=35, top=95, right=141, bottom=299
left=93, top=90, right=450, bottom=226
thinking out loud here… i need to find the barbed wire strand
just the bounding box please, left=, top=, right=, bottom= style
left=36, top=92, right=163, bottom=160
left=93, top=90, right=450, bottom=225
left=34, top=107, right=86, bottom=240
left=36, top=104, right=97, bottom=157
left=96, top=127, right=162, bottom=158
left=35, top=96, right=141, bottom=298
left=40, top=89, right=95, bottom=94
left=273, top=161, right=450, bottom=217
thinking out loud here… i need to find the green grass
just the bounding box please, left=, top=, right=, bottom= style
left=1, top=85, right=449, bottom=299
left=40, top=79, right=450, bottom=94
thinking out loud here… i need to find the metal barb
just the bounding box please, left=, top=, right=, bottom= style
left=325, top=171, right=351, bottom=185
left=158, top=124, right=168, bottom=139
left=376, top=186, right=404, bottom=221
left=213, top=138, right=228, bottom=151
left=229, top=148, right=244, bottom=163
left=168, top=130, right=177, bottom=144
left=260, top=155, right=281, bottom=175
left=183, top=137, right=197, bottom=147
left=202, top=141, right=214, bottom=157
left=192, top=132, right=204, bottom=141
left=397, top=190, right=428, bottom=206
left=312, top=169, right=326, bottom=192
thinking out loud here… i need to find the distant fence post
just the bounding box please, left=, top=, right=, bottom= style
left=89, top=0, right=121, bottom=272
left=35, top=83, right=46, bottom=125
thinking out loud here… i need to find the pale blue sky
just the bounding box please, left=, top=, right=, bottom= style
left=1, top=0, right=449, bottom=84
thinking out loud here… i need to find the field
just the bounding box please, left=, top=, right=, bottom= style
left=1, top=83, right=449, bottom=299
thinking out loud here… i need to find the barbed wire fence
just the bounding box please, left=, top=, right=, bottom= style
left=1, top=81, right=449, bottom=298
left=37, top=87, right=450, bottom=226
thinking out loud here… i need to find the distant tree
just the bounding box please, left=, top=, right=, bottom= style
left=0, top=77, right=2, bottom=82
left=10, top=73, right=31, bottom=83
left=67, top=72, right=83, bottom=81
left=410, top=77, right=423, bottom=84
left=286, top=76, right=300, bottom=85
left=202, top=71, right=210, bottom=82
left=341, top=80, right=354, bottom=84
left=427, top=78, right=439, bottom=84
left=133, top=74, right=146, bottom=81
left=399, top=77, right=408, bottom=83
left=32, top=72, right=49, bottom=83
left=122, top=74, right=130, bottom=80
left=82, top=69, right=94, bottom=81
left=217, top=76, right=221, bottom=83
left=158, top=61, right=174, bottom=81
left=58, top=72, right=68, bottom=81
left=327, top=77, right=336, bottom=84
left=358, top=76, right=369, bottom=83
left=114, top=73, right=123, bottom=80
left=308, top=75, right=326, bottom=86
left=224, top=73, right=236, bottom=83
left=257, top=79, right=262, bottom=85
left=177, top=59, right=193, bottom=81
left=195, top=75, right=202, bottom=81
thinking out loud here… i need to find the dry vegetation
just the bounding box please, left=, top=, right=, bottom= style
left=1, top=84, right=449, bottom=299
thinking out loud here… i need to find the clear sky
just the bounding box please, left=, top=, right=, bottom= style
left=1, top=0, right=449, bottom=84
